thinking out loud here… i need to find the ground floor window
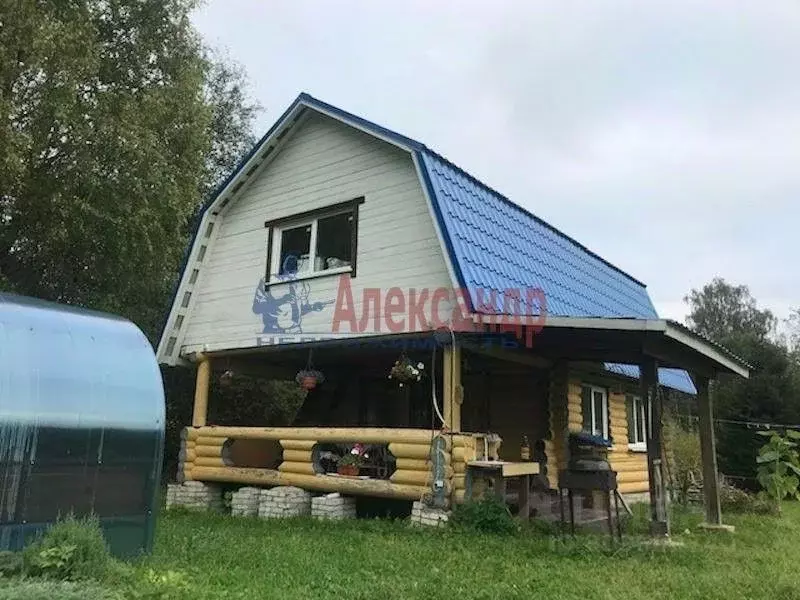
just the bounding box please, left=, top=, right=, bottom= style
left=626, top=394, right=648, bottom=451
left=581, top=384, right=609, bottom=439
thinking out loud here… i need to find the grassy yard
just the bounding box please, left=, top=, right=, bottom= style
left=2, top=503, right=799, bottom=600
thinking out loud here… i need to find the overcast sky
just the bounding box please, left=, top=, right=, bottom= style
left=193, top=0, right=798, bottom=324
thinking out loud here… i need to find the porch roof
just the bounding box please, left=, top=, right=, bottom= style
left=515, top=315, right=750, bottom=379
left=604, top=363, right=697, bottom=394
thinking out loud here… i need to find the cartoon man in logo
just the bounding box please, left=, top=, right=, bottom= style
left=252, top=255, right=333, bottom=334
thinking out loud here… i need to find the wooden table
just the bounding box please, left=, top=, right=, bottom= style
left=464, top=460, right=540, bottom=519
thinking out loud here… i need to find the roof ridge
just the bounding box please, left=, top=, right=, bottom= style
left=301, top=92, right=648, bottom=290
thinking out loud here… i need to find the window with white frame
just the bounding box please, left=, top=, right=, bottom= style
left=581, top=384, right=609, bottom=439
left=265, top=198, right=363, bottom=283
left=626, top=394, right=648, bottom=451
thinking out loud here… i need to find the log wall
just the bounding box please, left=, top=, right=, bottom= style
left=559, top=375, right=650, bottom=495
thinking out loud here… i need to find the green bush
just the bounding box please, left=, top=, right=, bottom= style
left=449, top=496, right=519, bottom=535
left=719, top=479, right=776, bottom=515
left=755, top=429, right=800, bottom=514
left=125, top=569, right=192, bottom=600
left=665, top=419, right=702, bottom=505
left=23, top=515, right=112, bottom=581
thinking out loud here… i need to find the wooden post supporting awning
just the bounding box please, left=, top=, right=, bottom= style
left=695, top=375, right=723, bottom=527
left=641, top=358, right=669, bottom=536
left=192, top=353, right=212, bottom=427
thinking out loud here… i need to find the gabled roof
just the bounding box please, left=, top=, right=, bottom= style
left=162, top=92, right=703, bottom=392
left=293, top=94, right=656, bottom=319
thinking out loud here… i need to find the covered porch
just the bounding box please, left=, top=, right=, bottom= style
left=178, top=317, right=749, bottom=534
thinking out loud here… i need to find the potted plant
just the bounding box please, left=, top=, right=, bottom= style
left=388, top=354, right=424, bottom=388
left=337, top=443, right=368, bottom=476
left=295, top=368, right=325, bottom=391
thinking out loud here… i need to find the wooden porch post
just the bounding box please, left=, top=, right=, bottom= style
left=696, top=375, right=723, bottom=526
left=443, top=343, right=462, bottom=432
left=192, top=354, right=212, bottom=427
left=641, top=357, right=669, bottom=536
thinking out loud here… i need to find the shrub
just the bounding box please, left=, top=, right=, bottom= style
left=666, top=418, right=702, bottom=505
left=450, top=496, right=518, bottom=535
left=125, top=569, right=192, bottom=600
left=719, top=478, right=776, bottom=515
left=23, top=515, right=112, bottom=581
left=755, top=429, right=800, bottom=514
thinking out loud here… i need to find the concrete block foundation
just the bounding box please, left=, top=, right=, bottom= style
left=230, top=487, right=261, bottom=517
left=410, top=501, right=450, bottom=527
left=258, top=486, right=312, bottom=518
left=166, top=481, right=223, bottom=512
left=312, top=493, right=357, bottom=520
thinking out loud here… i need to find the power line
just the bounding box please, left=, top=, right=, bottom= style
left=677, top=414, right=800, bottom=430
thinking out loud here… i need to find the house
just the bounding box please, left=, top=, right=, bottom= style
left=157, top=93, right=749, bottom=532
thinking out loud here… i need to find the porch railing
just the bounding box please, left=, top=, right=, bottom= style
left=178, top=426, right=500, bottom=503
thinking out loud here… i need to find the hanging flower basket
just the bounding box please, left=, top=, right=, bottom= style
left=388, top=353, right=425, bottom=388
left=296, top=369, right=325, bottom=391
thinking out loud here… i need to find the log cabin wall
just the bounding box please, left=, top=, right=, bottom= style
left=564, top=370, right=650, bottom=495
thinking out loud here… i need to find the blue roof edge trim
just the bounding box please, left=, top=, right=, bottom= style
left=415, top=151, right=473, bottom=310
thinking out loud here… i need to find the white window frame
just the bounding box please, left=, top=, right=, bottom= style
left=269, top=209, right=354, bottom=284
left=582, top=384, right=609, bottom=440
left=627, top=394, right=649, bottom=452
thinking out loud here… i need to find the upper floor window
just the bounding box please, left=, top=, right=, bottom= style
left=581, top=384, right=609, bottom=439
left=626, top=394, right=649, bottom=452
left=265, top=197, right=364, bottom=284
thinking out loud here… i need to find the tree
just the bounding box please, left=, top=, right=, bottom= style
left=0, top=0, right=258, bottom=341
left=201, top=51, right=260, bottom=202
left=684, top=277, right=777, bottom=342
left=787, top=308, right=800, bottom=356
left=684, top=278, right=800, bottom=486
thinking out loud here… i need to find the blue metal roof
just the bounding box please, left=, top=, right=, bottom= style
left=605, top=363, right=698, bottom=395
left=418, top=151, right=658, bottom=318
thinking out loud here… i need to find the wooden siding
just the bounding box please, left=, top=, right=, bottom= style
left=178, top=111, right=452, bottom=355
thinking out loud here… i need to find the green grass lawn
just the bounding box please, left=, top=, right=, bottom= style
left=3, top=503, right=800, bottom=600
left=142, top=503, right=800, bottom=600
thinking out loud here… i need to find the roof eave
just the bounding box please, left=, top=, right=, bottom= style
left=468, top=314, right=750, bottom=379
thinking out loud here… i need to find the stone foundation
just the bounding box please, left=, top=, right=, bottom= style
left=258, top=486, right=312, bottom=518
left=166, top=481, right=223, bottom=512
left=230, top=486, right=261, bottom=517
left=410, top=501, right=450, bottom=527
left=312, top=493, right=357, bottom=520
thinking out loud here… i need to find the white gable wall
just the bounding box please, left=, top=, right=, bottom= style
left=173, top=111, right=453, bottom=359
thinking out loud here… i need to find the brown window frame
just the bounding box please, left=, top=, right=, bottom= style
left=264, top=196, right=364, bottom=287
